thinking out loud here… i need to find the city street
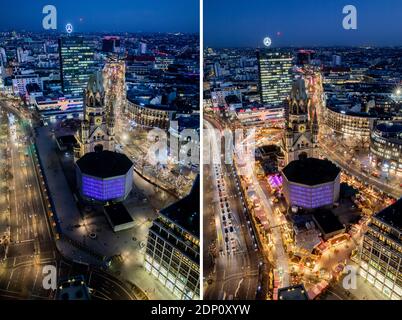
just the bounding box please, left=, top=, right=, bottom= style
left=0, top=101, right=57, bottom=299
left=203, top=119, right=260, bottom=300
left=319, top=127, right=402, bottom=199
left=0, top=100, right=144, bottom=300
left=234, top=143, right=290, bottom=289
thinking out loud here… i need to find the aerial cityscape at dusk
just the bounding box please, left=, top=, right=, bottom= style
left=0, top=1, right=200, bottom=300
left=0, top=0, right=401, bottom=307
left=203, top=0, right=401, bottom=301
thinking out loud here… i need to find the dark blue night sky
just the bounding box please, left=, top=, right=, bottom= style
left=0, top=0, right=199, bottom=33
left=205, top=0, right=402, bottom=47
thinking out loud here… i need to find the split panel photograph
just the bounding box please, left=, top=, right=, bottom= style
left=203, top=0, right=402, bottom=301
left=0, top=0, right=200, bottom=301
left=0, top=0, right=401, bottom=307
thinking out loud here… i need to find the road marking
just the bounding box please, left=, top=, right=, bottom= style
left=32, top=268, right=39, bottom=292
left=94, top=272, right=135, bottom=300
left=6, top=268, right=15, bottom=290
left=88, top=271, right=92, bottom=286
left=16, top=239, right=35, bottom=244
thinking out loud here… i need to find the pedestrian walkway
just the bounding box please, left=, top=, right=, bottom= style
left=35, top=126, right=177, bottom=300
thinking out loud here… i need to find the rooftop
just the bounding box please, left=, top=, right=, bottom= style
left=376, top=122, right=402, bottom=134
left=278, top=284, right=309, bottom=300
left=160, top=175, right=200, bottom=238
left=312, top=209, right=345, bottom=235
left=282, top=158, right=340, bottom=186
left=174, top=115, right=200, bottom=131
left=104, top=203, right=134, bottom=226
left=375, top=198, right=402, bottom=232
left=127, top=88, right=178, bottom=111
left=327, top=104, right=377, bottom=118
left=76, top=150, right=133, bottom=178
left=257, top=145, right=281, bottom=156
left=225, top=94, right=241, bottom=104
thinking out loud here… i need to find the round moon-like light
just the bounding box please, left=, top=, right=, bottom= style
left=66, top=23, right=73, bottom=34
left=263, top=37, right=272, bottom=47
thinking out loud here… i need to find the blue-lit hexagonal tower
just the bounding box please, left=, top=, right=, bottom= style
left=75, top=67, right=133, bottom=204
left=76, top=147, right=133, bottom=203
left=282, top=158, right=340, bottom=210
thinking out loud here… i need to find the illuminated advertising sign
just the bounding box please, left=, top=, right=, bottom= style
left=263, top=37, right=272, bottom=47
left=66, top=23, right=73, bottom=34
left=36, top=97, right=83, bottom=114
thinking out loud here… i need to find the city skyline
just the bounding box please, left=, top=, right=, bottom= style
left=0, top=0, right=199, bottom=33
left=205, top=0, right=402, bottom=48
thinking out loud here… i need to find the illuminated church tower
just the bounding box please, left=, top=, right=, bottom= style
left=74, top=71, right=115, bottom=161
left=281, top=78, right=319, bottom=166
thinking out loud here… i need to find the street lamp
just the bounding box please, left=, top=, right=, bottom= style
left=122, top=133, right=129, bottom=142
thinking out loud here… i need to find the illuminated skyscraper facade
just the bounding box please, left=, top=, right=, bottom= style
left=59, top=36, right=96, bottom=97
left=359, top=199, right=402, bottom=300
left=257, top=51, right=293, bottom=105
left=144, top=177, right=200, bottom=300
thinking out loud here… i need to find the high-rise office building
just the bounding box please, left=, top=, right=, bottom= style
left=257, top=50, right=293, bottom=105
left=332, top=54, right=342, bottom=66
left=139, top=42, right=147, bottom=54
left=59, top=36, right=95, bottom=97
left=0, top=47, right=7, bottom=66
left=359, top=199, right=402, bottom=300
left=144, top=176, right=200, bottom=300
